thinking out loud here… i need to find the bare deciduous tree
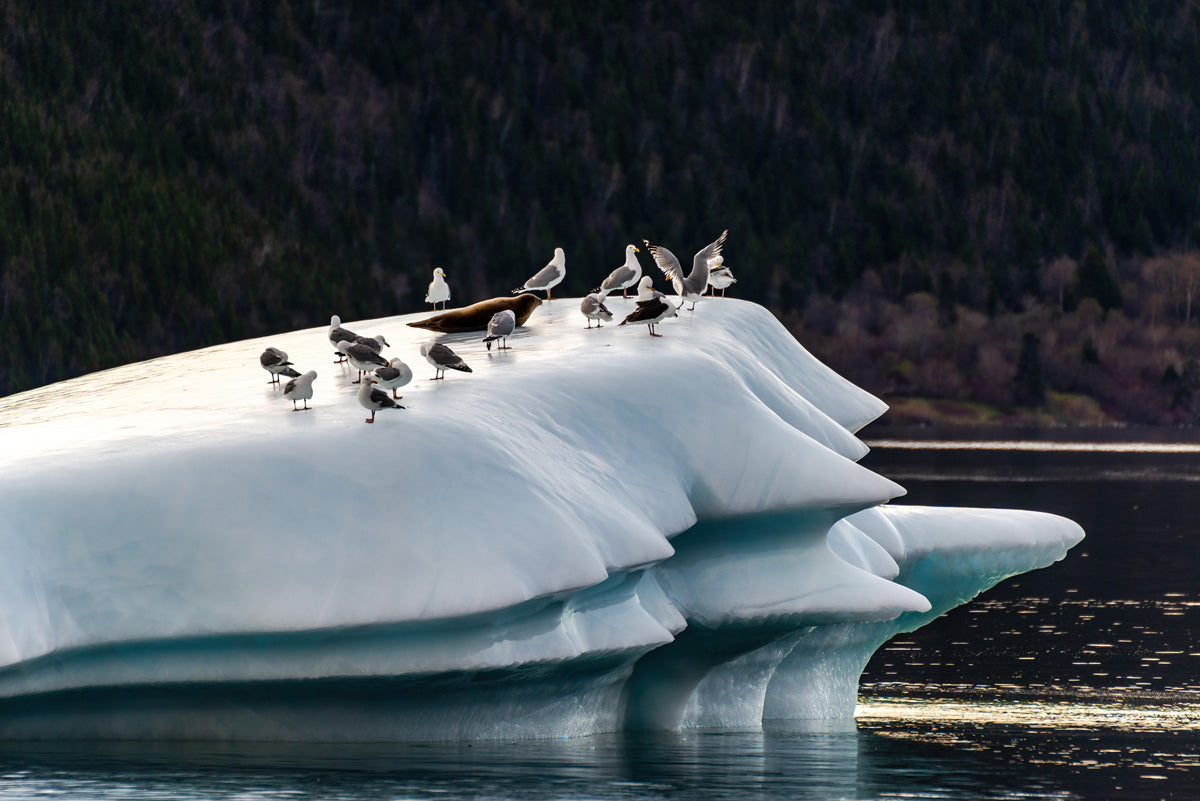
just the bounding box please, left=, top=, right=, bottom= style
left=1044, top=256, right=1077, bottom=312
left=1172, top=253, right=1200, bottom=325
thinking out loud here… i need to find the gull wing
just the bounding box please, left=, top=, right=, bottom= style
left=621, top=298, right=663, bottom=324
left=691, top=230, right=728, bottom=280
left=429, top=342, right=465, bottom=367
left=525, top=263, right=559, bottom=287
left=600, top=264, right=636, bottom=292
left=488, top=310, right=516, bottom=336
left=347, top=343, right=388, bottom=366
left=643, top=240, right=684, bottom=282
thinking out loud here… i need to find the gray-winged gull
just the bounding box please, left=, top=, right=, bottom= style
left=593, top=244, right=643, bottom=299
left=337, top=340, right=389, bottom=383
left=283, top=370, right=317, bottom=410
left=420, top=342, right=473, bottom=380
left=512, top=247, right=565, bottom=300
left=374, top=357, right=413, bottom=399
left=707, top=258, right=737, bottom=296
left=483, top=309, right=516, bottom=351
left=634, top=273, right=660, bottom=302
left=426, top=267, right=450, bottom=310
left=619, top=276, right=677, bottom=336
left=328, top=315, right=361, bottom=363
left=353, top=334, right=389, bottom=352
left=357, top=376, right=404, bottom=423
left=644, top=229, right=728, bottom=311
left=580, top=293, right=613, bottom=328
left=260, top=347, right=301, bottom=387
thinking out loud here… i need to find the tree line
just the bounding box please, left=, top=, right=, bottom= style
left=2, top=0, right=1200, bottom=422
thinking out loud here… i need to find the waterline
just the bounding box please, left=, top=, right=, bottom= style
left=865, top=440, right=1200, bottom=453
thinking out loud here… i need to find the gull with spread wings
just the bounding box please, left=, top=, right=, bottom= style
left=642, top=230, right=728, bottom=311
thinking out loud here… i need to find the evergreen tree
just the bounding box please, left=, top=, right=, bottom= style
left=936, top=270, right=957, bottom=326
left=1014, top=332, right=1045, bottom=407
left=1075, top=245, right=1123, bottom=312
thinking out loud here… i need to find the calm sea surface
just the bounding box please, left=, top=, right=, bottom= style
left=2, top=426, right=1197, bottom=800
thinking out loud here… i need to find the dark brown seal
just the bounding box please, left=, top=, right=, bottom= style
left=407, top=294, right=543, bottom=333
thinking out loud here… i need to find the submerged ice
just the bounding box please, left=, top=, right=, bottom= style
left=0, top=298, right=1084, bottom=741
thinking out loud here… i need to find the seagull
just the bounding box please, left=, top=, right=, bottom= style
left=483, top=309, right=516, bottom=351
left=328, top=315, right=361, bottom=363
left=707, top=259, right=737, bottom=297
left=644, top=229, right=727, bottom=311
left=420, top=342, right=473, bottom=380
left=635, top=274, right=661, bottom=302
left=513, top=247, right=565, bottom=300
left=373, top=357, right=413, bottom=399
left=352, top=334, right=389, bottom=352
left=426, top=267, right=450, bottom=310
left=283, top=370, right=317, bottom=410
left=357, top=376, right=404, bottom=423
left=337, top=339, right=389, bottom=383
left=619, top=276, right=677, bottom=336
left=580, top=293, right=613, bottom=328
left=593, top=244, right=643, bottom=299
left=260, top=347, right=301, bottom=387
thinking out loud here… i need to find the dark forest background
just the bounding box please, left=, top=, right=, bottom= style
left=3, top=0, right=1200, bottom=423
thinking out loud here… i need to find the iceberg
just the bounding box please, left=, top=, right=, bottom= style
left=0, top=297, right=1083, bottom=741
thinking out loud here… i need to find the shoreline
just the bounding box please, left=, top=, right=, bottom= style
left=873, top=393, right=1115, bottom=429
left=864, top=396, right=1200, bottom=442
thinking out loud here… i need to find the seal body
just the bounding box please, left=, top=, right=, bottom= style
left=407, top=294, right=543, bottom=333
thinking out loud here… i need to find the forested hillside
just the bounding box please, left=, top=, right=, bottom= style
left=3, top=1, right=1200, bottom=422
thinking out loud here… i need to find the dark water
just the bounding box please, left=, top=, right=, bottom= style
left=3, top=427, right=1198, bottom=800
left=0, top=727, right=1098, bottom=800
left=858, top=426, right=1200, bottom=800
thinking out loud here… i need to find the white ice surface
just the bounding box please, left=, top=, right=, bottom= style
left=0, top=298, right=1083, bottom=740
